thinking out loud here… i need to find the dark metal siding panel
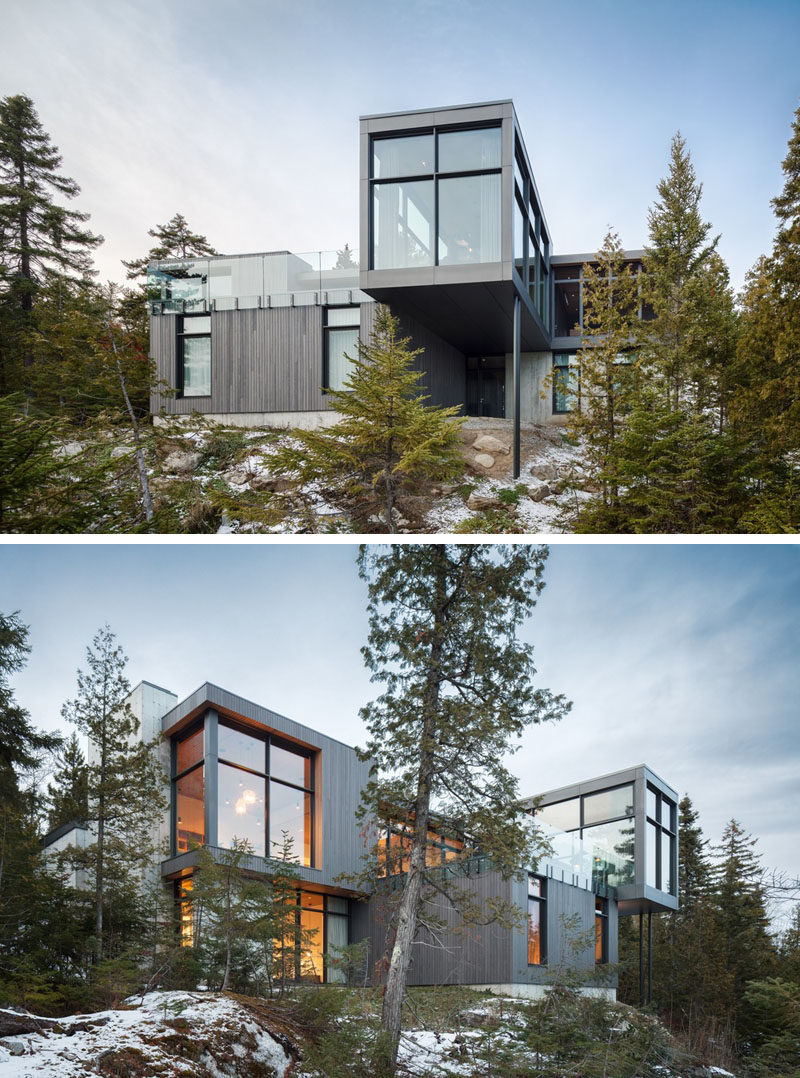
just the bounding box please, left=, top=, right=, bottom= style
left=364, top=302, right=466, bottom=409
left=149, top=316, right=178, bottom=413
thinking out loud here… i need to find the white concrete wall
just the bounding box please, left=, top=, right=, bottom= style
left=504, top=351, right=566, bottom=425
left=43, top=824, right=93, bottom=890
left=468, top=984, right=616, bottom=1001
left=154, top=410, right=341, bottom=430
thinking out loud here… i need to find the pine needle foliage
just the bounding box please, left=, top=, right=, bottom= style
left=275, top=305, right=465, bottom=532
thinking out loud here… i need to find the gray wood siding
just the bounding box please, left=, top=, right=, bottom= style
left=150, top=307, right=333, bottom=416
left=362, top=303, right=467, bottom=410
left=351, top=870, right=514, bottom=986
left=150, top=300, right=467, bottom=417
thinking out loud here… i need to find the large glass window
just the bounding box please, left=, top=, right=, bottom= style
left=583, top=785, right=634, bottom=827
left=535, top=797, right=579, bottom=832
left=647, top=785, right=676, bottom=894
left=552, top=354, right=575, bottom=415
left=179, top=314, right=211, bottom=397
left=527, top=876, right=546, bottom=965
left=176, top=767, right=204, bottom=854
left=438, top=127, right=502, bottom=173
left=270, top=780, right=312, bottom=863
left=554, top=280, right=580, bottom=337
left=218, top=762, right=266, bottom=852
left=583, top=818, right=635, bottom=887
left=438, top=174, right=501, bottom=265
left=373, top=134, right=434, bottom=178
left=219, top=724, right=264, bottom=771
left=370, top=125, right=501, bottom=271
left=373, top=180, right=434, bottom=269
left=325, top=307, right=360, bottom=391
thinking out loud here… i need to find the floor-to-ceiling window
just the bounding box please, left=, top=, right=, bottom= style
left=371, top=126, right=501, bottom=271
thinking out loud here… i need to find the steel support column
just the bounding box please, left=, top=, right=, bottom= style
left=638, top=912, right=644, bottom=1006
left=512, top=294, right=521, bottom=478
left=647, top=911, right=653, bottom=1005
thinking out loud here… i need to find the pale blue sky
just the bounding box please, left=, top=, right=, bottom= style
left=1, top=0, right=798, bottom=291
left=1, top=542, right=797, bottom=905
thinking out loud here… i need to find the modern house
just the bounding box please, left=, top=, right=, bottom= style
left=148, top=100, right=646, bottom=476
left=43, top=680, right=679, bottom=1000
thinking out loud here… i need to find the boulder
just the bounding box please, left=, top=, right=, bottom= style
left=162, top=450, right=201, bottom=475
left=54, top=442, right=83, bottom=459
left=472, top=434, right=510, bottom=455
left=5, top=1041, right=25, bottom=1056
left=467, top=492, right=504, bottom=511
left=528, top=464, right=559, bottom=481
left=110, top=446, right=132, bottom=459
left=473, top=453, right=495, bottom=470
left=529, top=483, right=551, bottom=502
left=221, top=466, right=250, bottom=486
left=249, top=473, right=292, bottom=493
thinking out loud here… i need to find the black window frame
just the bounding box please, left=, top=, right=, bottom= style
left=646, top=783, right=676, bottom=895
left=323, top=305, right=361, bottom=393
left=552, top=353, right=576, bottom=415
left=527, top=874, right=547, bottom=966
left=177, top=313, right=212, bottom=399
left=369, top=123, right=503, bottom=272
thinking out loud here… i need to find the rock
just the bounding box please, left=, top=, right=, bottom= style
left=473, top=453, right=495, bottom=469
left=222, top=466, right=250, bottom=486
left=472, top=434, right=510, bottom=455
left=467, top=492, right=504, bottom=511
left=529, top=464, right=559, bottom=481
left=110, top=446, right=132, bottom=459
left=6, top=1041, right=25, bottom=1056
left=249, top=473, right=292, bottom=493
left=162, top=450, right=201, bottom=475
left=54, top=442, right=83, bottom=459
left=529, top=483, right=551, bottom=502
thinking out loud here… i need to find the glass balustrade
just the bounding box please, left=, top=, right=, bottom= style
left=148, top=249, right=365, bottom=312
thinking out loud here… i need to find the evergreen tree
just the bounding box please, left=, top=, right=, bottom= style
left=334, top=243, right=357, bottom=269
left=732, top=105, right=800, bottom=531
left=565, top=230, right=641, bottom=514
left=45, top=730, right=89, bottom=831
left=60, top=626, right=167, bottom=961
left=710, top=819, right=774, bottom=1006
left=0, top=94, right=101, bottom=312
left=642, top=132, right=721, bottom=410
left=355, top=544, right=570, bottom=1073
left=122, top=212, right=218, bottom=281
left=275, top=305, right=465, bottom=532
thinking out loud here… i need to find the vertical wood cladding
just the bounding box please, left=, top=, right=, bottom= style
left=151, top=307, right=332, bottom=416
left=150, top=301, right=466, bottom=416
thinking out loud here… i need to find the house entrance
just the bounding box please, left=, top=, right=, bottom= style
left=466, top=356, right=505, bottom=417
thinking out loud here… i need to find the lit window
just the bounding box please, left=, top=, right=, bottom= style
left=595, top=898, right=607, bottom=963
left=527, top=876, right=546, bottom=965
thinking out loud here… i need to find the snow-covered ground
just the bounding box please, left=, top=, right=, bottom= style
left=0, top=992, right=292, bottom=1077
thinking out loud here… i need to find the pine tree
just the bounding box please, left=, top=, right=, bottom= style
left=60, top=626, right=167, bottom=961
left=46, top=730, right=89, bottom=831
left=355, top=544, right=570, bottom=1073
left=732, top=105, right=800, bottom=531
left=275, top=305, right=465, bottom=532
left=122, top=213, right=218, bottom=280
left=0, top=95, right=101, bottom=308
left=334, top=243, right=357, bottom=269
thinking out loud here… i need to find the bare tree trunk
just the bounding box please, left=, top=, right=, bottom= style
left=378, top=559, right=446, bottom=1072
left=108, top=326, right=154, bottom=526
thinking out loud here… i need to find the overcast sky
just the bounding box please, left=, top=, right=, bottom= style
left=1, top=541, right=797, bottom=913
left=2, top=0, right=798, bottom=292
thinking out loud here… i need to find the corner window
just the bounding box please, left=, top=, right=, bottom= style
left=179, top=314, right=211, bottom=397
left=174, top=724, right=205, bottom=855
left=646, top=785, right=676, bottom=894
left=527, top=876, right=546, bottom=965
left=325, top=306, right=360, bottom=391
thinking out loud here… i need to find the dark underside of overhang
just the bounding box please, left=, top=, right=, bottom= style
left=364, top=280, right=551, bottom=356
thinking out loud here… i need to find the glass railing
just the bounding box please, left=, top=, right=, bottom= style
left=147, top=249, right=365, bottom=313
left=533, top=817, right=635, bottom=891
